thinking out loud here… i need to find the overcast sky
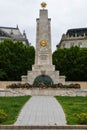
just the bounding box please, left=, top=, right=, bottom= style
left=0, top=0, right=87, bottom=52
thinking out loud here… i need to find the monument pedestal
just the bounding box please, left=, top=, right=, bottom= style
left=22, top=69, right=65, bottom=85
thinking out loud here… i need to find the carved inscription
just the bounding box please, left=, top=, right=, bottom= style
left=40, top=55, right=47, bottom=60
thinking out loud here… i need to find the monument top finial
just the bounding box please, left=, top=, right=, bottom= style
left=41, top=2, right=47, bottom=9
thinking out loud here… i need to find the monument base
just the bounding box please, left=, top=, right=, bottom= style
left=21, top=70, right=65, bottom=85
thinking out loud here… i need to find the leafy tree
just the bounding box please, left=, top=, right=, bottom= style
left=0, top=39, right=35, bottom=81
left=53, top=46, right=87, bottom=81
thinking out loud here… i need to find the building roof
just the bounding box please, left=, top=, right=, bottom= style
left=0, top=26, right=18, bottom=30
left=0, top=26, right=29, bottom=45
left=0, top=29, right=11, bottom=37
left=56, top=28, right=87, bottom=48
left=66, top=28, right=87, bottom=37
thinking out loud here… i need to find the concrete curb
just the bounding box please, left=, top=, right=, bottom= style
left=0, top=125, right=87, bottom=129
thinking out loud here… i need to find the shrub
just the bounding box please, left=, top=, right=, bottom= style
left=51, top=84, right=58, bottom=88
left=6, top=83, right=32, bottom=89
left=6, top=83, right=81, bottom=89
left=75, top=83, right=81, bottom=89
left=57, top=83, right=63, bottom=88
left=63, top=83, right=81, bottom=89
left=0, top=109, right=8, bottom=123
left=23, top=83, right=33, bottom=89
left=33, top=82, right=47, bottom=88
left=67, top=84, right=75, bottom=88
left=74, top=113, right=87, bottom=124
left=6, top=83, right=20, bottom=89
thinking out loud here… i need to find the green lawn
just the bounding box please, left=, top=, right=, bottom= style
left=55, top=96, right=87, bottom=125
left=0, top=96, right=31, bottom=124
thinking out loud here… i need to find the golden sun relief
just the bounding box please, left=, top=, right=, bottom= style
left=40, top=40, right=47, bottom=47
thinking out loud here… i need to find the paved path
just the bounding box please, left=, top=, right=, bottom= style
left=15, top=96, right=66, bottom=126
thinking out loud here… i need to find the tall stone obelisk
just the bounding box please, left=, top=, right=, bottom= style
left=22, top=2, right=65, bottom=84
left=32, top=2, right=55, bottom=72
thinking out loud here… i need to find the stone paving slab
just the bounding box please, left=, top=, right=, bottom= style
left=15, top=96, right=66, bottom=126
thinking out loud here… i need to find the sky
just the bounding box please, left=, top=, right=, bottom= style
left=0, top=0, right=87, bottom=52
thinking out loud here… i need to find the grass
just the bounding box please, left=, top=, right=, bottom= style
left=0, top=96, right=31, bottom=124
left=55, top=96, right=87, bottom=125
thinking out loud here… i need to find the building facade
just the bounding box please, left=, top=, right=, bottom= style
left=57, top=28, right=87, bottom=48
left=0, top=26, right=29, bottom=46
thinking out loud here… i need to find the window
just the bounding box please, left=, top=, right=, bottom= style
left=78, top=42, right=82, bottom=48
left=63, top=43, right=65, bottom=48
left=70, top=42, right=74, bottom=47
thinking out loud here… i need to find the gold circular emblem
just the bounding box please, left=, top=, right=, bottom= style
left=41, top=2, right=47, bottom=9
left=40, top=40, right=47, bottom=47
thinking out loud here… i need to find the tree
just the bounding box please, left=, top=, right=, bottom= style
left=53, top=46, right=87, bottom=81
left=0, top=39, right=35, bottom=81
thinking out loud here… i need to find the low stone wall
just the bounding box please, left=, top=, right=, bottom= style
left=0, top=89, right=26, bottom=96
left=30, top=88, right=87, bottom=96
left=0, top=125, right=87, bottom=130
left=0, top=88, right=87, bottom=96
left=0, top=81, right=25, bottom=88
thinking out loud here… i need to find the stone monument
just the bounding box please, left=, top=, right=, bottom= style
left=22, top=2, right=65, bottom=85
